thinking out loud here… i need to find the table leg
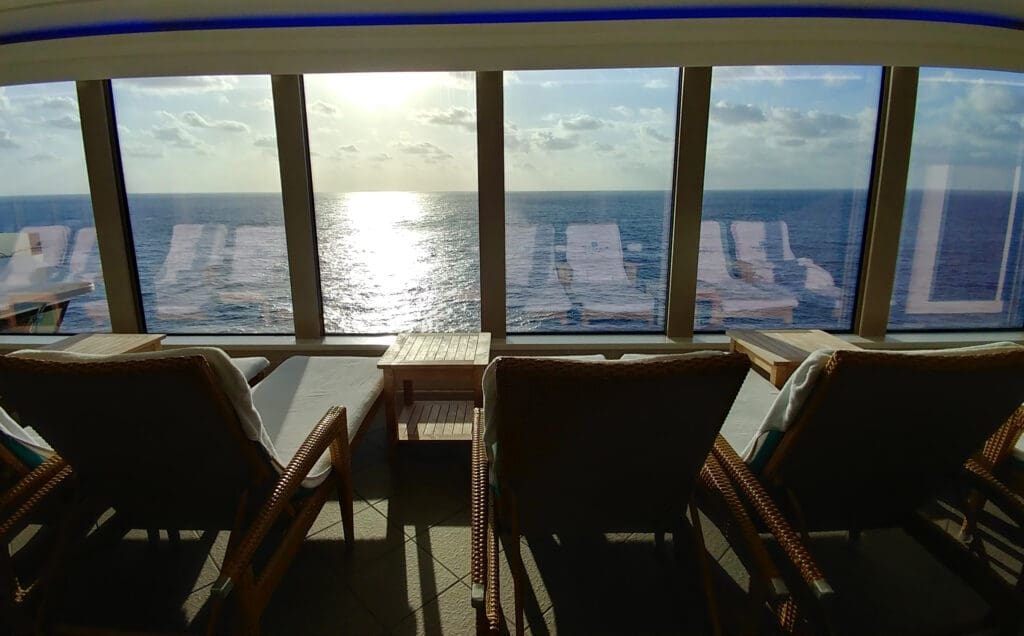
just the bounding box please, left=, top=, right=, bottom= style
left=383, top=369, right=397, bottom=455
left=403, top=380, right=414, bottom=406
left=473, top=368, right=484, bottom=407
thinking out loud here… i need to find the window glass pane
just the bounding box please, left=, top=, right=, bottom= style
left=889, top=68, right=1024, bottom=330
left=699, top=65, right=881, bottom=331
left=111, top=75, right=291, bottom=334
left=306, top=72, right=479, bottom=334
left=504, top=69, right=677, bottom=333
left=0, top=82, right=111, bottom=333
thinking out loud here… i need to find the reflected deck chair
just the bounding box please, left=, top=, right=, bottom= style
left=505, top=223, right=572, bottom=325
left=563, top=223, right=655, bottom=325
left=63, top=227, right=110, bottom=324
left=153, top=224, right=227, bottom=321
left=730, top=221, right=842, bottom=320
left=220, top=226, right=291, bottom=326
left=471, top=353, right=822, bottom=635
left=697, top=221, right=797, bottom=327
left=1, top=226, right=71, bottom=291
left=712, top=344, right=1024, bottom=633
left=0, top=348, right=383, bottom=634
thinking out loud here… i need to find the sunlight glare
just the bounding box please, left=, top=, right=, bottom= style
left=324, top=73, right=441, bottom=110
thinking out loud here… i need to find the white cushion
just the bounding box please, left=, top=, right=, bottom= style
left=252, top=356, right=383, bottom=488
left=1012, top=430, right=1024, bottom=465
left=0, top=404, right=54, bottom=465
left=741, top=341, right=1024, bottom=469
left=231, top=356, right=270, bottom=383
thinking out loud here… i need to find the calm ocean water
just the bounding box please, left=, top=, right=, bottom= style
left=0, top=190, right=1021, bottom=334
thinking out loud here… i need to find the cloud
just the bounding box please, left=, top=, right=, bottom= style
left=38, top=96, right=77, bottom=112
left=505, top=123, right=531, bottom=153
left=253, top=135, right=277, bottom=148
left=180, top=111, right=250, bottom=132
left=117, top=76, right=239, bottom=95
left=611, top=105, right=634, bottom=118
left=593, top=142, right=615, bottom=152
left=710, top=101, right=767, bottom=125
left=770, top=109, right=857, bottom=138
left=416, top=106, right=476, bottom=131
left=309, top=100, right=339, bottom=116
left=44, top=114, right=81, bottom=129
left=776, top=138, right=806, bottom=147
left=152, top=125, right=203, bottom=150
left=27, top=151, right=58, bottom=162
left=559, top=114, right=604, bottom=131
left=643, top=79, right=670, bottom=89
left=369, top=152, right=392, bottom=162
left=534, top=131, right=580, bottom=151
left=0, top=130, right=18, bottom=148
left=643, top=126, right=672, bottom=143
left=124, top=145, right=165, bottom=159
left=394, top=141, right=454, bottom=163
left=337, top=144, right=360, bottom=153
left=250, top=98, right=275, bottom=112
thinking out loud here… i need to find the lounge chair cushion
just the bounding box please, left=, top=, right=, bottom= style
left=742, top=341, right=1023, bottom=472
left=252, top=356, right=382, bottom=488
left=483, top=352, right=722, bottom=486
left=1013, top=432, right=1024, bottom=467
left=0, top=405, right=53, bottom=469
left=232, top=356, right=270, bottom=383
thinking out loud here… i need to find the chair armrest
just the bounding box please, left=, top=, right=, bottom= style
left=556, top=262, right=573, bottom=286
left=961, top=459, right=1024, bottom=530
left=734, top=259, right=759, bottom=284
left=470, top=408, right=501, bottom=634
left=711, top=436, right=834, bottom=601
left=212, top=405, right=348, bottom=598
left=0, top=455, right=71, bottom=539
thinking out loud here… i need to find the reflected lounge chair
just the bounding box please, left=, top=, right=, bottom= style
left=471, top=353, right=816, bottom=635
left=0, top=225, right=71, bottom=291
left=730, top=220, right=842, bottom=319
left=698, top=221, right=797, bottom=327
left=564, top=223, right=655, bottom=325
left=153, top=223, right=227, bottom=321
left=63, top=227, right=110, bottom=325
left=220, top=226, right=290, bottom=321
left=710, top=343, right=1024, bottom=632
left=505, top=224, right=572, bottom=325
left=0, top=347, right=383, bottom=633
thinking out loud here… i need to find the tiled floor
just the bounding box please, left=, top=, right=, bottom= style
left=5, top=371, right=1023, bottom=634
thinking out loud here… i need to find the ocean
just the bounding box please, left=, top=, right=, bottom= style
left=0, top=189, right=1021, bottom=335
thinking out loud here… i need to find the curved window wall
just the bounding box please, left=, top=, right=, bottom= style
left=503, top=68, right=678, bottom=333
left=0, top=82, right=111, bottom=334
left=697, top=66, right=882, bottom=332
left=305, top=72, right=480, bottom=334
left=111, top=75, right=291, bottom=334
left=889, top=68, right=1024, bottom=330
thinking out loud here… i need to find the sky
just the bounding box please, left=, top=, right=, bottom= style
left=1, top=66, right=1023, bottom=195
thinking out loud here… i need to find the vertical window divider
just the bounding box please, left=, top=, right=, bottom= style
left=272, top=74, right=324, bottom=340
left=855, top=67, right=919, bottom=338
left=76, top=79, right=145, bottom=333
left=666, top=67, right=712, bottom=338
left=476, top=71, right=506, bottom=338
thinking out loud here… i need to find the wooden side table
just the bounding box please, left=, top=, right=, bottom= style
left=43, top=333, right=166, bottom=354
left=378, top=332, right=491, bottom=447
left=727, top=329, right=859, bottom=388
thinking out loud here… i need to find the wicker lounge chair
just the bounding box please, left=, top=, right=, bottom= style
left=711, top=344, right=1024, bottom=633
left=0, top=347, right=383, bottom=633
left=470, top=353, right=822, bottom=635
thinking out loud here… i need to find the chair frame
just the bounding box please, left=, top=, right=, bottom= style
left=0, top=354, right=381, bottom=635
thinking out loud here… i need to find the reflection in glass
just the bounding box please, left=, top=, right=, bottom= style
left=889, top=68, right=1024, bottom=330
left=698, top=65, right=881, bottom=331
left=0, top=83, right=111, bottom=333
left=305, top=73, right=480, bottom=334
left=111, top=76, right=292, bottom=333
left=504, top=69, right=679, bottom=333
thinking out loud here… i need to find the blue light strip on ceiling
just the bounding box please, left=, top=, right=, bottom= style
left=1, top=5, right=1020, bottom=46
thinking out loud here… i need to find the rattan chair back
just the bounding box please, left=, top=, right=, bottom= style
left=0, top=354, right=273, bottom=528
left=763, top=348, right=1024, bottom=530
left=490, top=353, right=750, bottom=534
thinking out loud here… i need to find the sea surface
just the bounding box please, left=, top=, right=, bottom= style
left=0, top=189, right=1021, bottom=334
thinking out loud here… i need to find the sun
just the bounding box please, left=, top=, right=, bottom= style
left=321, top=72, right=444, bottom=110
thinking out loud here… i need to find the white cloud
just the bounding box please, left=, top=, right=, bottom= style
left=27, top=151, right=58, bottom=162
left=309, top=100, right=339, bottom=116
left=180, top=111, right=249, bottom=133
left=611, top=106, right=634, bottom=118
left=250, top=98, right=275, bottom=112
left=253, top=135, right=277, bottom=148
left=152, top=125, right=203, bottom=150
left=38, top=96, right=77, bottom=112
left=44, top=114, right=81, bottom=129
left=534, top=131, right=580, bottom=151
left=117, top=76, right=239, bottom=95
left=336, top=144, right=360, bottom=153
left=394, top=141, right=454, bottom=163
left=643, top=79, right=670, bottom=90
left=370, top=152, right=392, bottom=162
left=124, top=145, right=164, bottom=159
left=560, top=114, right=605, bottom=131
left=0, top=130, right=18, bottom=148
left=643, top=126, right=672, bottom=143
left=710, top=101, right=767, bottom=125
left=505, top=122, right=531, bottom=153
left=770, top=108, right=857, bottom=139
left=416, top=106, right=476, bottom=132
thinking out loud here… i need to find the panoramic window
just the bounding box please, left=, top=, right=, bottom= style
left=504, top=68, right=678, bottom=333
left=111, top=75, right=291, bottom=334
left=0, top=82, right=111, bottom=334
left=889, top=68, right=1024, bottom=330
left=698, top=65, right=882, bottom=332
left=305, top=72, right=479, bottom=334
